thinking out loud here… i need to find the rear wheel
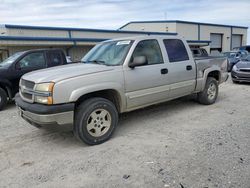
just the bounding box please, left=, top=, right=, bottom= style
left=0, top=88, right=8, bottom=111
left=198, top=77, right=218, bottom=105
left=74, top=97, right=118, bottom=145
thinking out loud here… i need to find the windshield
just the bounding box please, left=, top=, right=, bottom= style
left=0, top=52, right=24, bottom=67
left=81, top=40, right=133, bottom=66
left=242, top=55, right=250, bottom=61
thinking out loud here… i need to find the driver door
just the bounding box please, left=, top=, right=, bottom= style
left=123, top=39, right=171, bottom=110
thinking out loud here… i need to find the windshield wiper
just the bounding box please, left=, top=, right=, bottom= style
left=88, top=60, right=106, bottom=65
left=84, top=60, right=113, bottom=66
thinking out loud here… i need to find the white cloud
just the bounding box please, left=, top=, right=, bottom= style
left=0, top=0, right=249, bottom=43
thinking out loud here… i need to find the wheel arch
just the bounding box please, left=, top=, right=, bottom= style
left=202, top=67, right=221, bottom=91
left=0, top=82, right=12, bottom=99
left=75, top=89, right=124, bottom=113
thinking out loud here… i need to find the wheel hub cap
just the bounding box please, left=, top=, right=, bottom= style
left=86, top=109, right=112, bottom=137
left=207, top=83, right=216, bottom=100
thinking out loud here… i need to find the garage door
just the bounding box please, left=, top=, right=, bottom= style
left=210, top=34, right=222, bottom=49
left=232, top=35, right=242, bottom=49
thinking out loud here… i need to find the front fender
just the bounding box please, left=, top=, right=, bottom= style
left=69, top=82, right=126, bottom=112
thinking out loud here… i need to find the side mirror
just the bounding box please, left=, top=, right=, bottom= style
left=129, top=56, right=147, bottom=68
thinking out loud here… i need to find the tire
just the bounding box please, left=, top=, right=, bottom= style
left=198, top=77, right=218, bottom=105
left=0, top=88, right=8, bottom=111
left=74, top=97, right=118, bottom=145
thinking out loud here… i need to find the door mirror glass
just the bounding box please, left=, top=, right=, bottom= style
left=129, top=56, right=147, bottom=68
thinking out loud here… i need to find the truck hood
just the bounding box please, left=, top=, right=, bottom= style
left=22, top=63, right=114, bottom=83
left=236, top=60, right=250, bottom=69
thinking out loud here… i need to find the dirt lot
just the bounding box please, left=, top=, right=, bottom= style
left=0, top=79, right=250, bottom=188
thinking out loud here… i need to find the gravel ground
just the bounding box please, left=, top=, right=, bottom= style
left=0, top=79, right=250, bottom=188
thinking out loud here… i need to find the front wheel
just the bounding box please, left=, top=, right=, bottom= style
left=198, top=77, right=218, bottom=105
left=74, top=97, right=118, bottom=145
left=0, top=88, right=8, bottom=111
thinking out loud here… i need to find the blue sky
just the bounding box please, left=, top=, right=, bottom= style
left=0, top=0, right=249, bottom=43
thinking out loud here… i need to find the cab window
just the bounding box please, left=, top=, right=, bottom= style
left=18, top=52, right=46, bottom=69
left=163, top=39, right=189, bottom=62
left=131, top=40, right=163, bottom=65
left=47, top=51, right=63, bottom=67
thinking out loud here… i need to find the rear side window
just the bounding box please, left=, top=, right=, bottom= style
left=163, top=39, right=189, bottom=62
left=47, top=51, right=63, bottom=67
left=131, top=39, right=163, bottom=65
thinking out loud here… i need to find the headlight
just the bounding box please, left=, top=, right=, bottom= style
left=232, top=65, right=239, bottom=72
left=35, top=82, right=54, bottom=92
left=34, top=96, right=53, bottom=104
left=34, top=82, right=54, bottom=105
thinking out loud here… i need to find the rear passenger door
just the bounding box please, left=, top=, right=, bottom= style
left=124, top=39, right=171, bottom=110
left=163, top=39, right=196, bottom=98
left=46, top=51, right=64, bottom=67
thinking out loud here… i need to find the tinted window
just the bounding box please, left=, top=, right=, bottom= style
left=47, top=52, right=63, bottom=67
left=246, top=47, right=250, bottom=52
left=163, top=39, right=189, bottom=62
left=18, top=52, right=46, bottom=69
left=131, top=40, right=163, bottom=65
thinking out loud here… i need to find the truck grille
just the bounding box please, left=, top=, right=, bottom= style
left=20, top=79, right=35, bottom=103
left=20, top=79, right=35, bottom=90
left=240, top=69, right=250, bottom=72
left=21, top=92, right=33, bottom=100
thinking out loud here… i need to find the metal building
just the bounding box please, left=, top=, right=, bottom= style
left=0, top=24, right=178, bottom=61
left=0, top=23, right=212, bottom=61
left=119, top=20, right=248, bottom=53
left=0, top=20, right=248, bottom=61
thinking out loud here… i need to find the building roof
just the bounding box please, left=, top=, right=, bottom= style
left=119, top=20, right=248, bottom=29
left=0, top=24, right=210, bottom=46
left=4, top=24, right=177, bottom=35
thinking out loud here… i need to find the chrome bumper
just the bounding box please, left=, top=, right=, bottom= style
left=18, top=107, right=74, bottom=127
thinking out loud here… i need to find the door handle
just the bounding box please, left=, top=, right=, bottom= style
left=186, top=65, right=192, bottom=71
left=161, top=68, right=168, bottom=74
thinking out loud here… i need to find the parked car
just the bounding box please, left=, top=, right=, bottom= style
left=0, top=49, right=68, bottom=110
left=16, top=36, right=228, bottom=145
left=191, top=48, right=208, bottom=57
left=231, top=55, right=250, bottom=83
left=233, top=45, right=250, bottom=53
left=222, top=50, right=248, bottom=72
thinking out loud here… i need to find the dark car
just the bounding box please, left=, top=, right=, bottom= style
left=223, top=50, right=248, bottom=72
left=233, top=45, right=250, bottom=53
left=0, top=49, right=68, bottom=110
left=231, top=55, right=250, bottom=83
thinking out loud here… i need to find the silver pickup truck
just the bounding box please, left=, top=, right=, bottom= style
left=16, top=36, right=228, bottom=145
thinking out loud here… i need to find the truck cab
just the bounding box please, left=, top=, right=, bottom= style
left=0, top=49, right=67, bottom=110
